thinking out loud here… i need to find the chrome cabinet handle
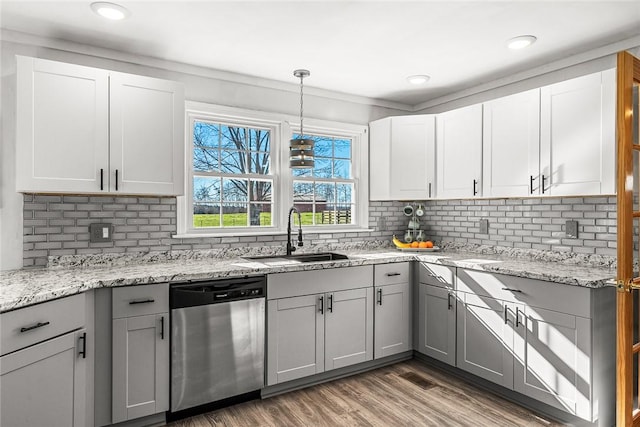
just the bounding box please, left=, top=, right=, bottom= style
left=20, top=321, right=50, bottom=333
left=501, top=288, right=522, bottom=293
left=319, top=296, right=324, bottom=314
left=377, top=288, right=382, bottom=305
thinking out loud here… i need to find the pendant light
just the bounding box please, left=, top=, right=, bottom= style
left=290, top=69, right=314, bottom=169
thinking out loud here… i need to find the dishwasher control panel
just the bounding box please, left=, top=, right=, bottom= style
left=170, top=276, right=266, bottom=309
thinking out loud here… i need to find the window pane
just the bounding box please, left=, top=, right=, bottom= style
left=313, top=158, right=332, bottom=178
left=293, top=202, right=315, bottom=225
left=193, top=177, right=221, bottom=202
left=336, top=183, right=354, bottom=206
left=249, top=203, right=272, bottom=226
left=314, top=136, right=333, bottom=158
left=249, top=179, right=272, bottom=202
left=249, top=151, right=270, bottom=174
left=249, top=128, right=270, bottom=152
left=193, top=147, right=219, bottom=172
left=221, top=126, right=246, bottom=150
left=221, top=149, right=248, bottom=174
left=222, top=178, right=248, bottom=202
left=194, top=122, right=220, bottom=148
left=193, top=203, right=220, bottom=228
left=315, top=182, right=335, bottom=204
left=333, top=159, right=351, bottom=179
left=334, top=139, right=351, bottom=159
left=221, top=203, right=248, bottom=227
left=292, top=167, right=311, bottom=177
left=293, top=181, right=314, bottom=201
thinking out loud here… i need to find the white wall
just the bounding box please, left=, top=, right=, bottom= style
left=0, top=36, right=407, bottom=270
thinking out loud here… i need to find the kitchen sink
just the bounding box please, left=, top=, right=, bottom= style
left=244, top=252, right=349, bottom=264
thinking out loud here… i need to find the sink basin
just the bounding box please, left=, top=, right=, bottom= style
left=245, top=252, right=349, bottom=264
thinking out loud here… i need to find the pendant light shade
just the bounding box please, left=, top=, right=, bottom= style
left=290, top=69, right=314, bottom=169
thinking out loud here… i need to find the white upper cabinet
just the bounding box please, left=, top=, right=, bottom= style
left=482, top=89, right=541, bottom=197
left=369, top=115, right=436, bottom=200
left=436, top=104, right=483, bottom=199
left=16, top=56, right=110, bottom=193
left=539, top=69, right=615, bottom=196
left=16, top=56, right=185, bottom=196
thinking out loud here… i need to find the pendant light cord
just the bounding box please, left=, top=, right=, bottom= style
left=299, top=73, right=304, bottom=139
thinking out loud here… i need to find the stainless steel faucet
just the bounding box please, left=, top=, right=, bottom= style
left=286, top=206, right=303, bottom=256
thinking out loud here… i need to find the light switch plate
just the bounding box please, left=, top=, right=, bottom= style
left=479, top=218, right=489, bottom=234
left=89, top=223, right=113, bottom=243
left=566, top=220, right=579, bottom=238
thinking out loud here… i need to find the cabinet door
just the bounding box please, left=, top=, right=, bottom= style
left=483, top=89, right=541, bottom=197
left=513, top=306, right=591, bottom=419
left=369, top=116, right=436, bottom=200
left=374, top=283, right=411, bottom=359
left=266, top=295, right=324, bottom=385
left=112, top=313, right=169, bottom=423
left=417, top=284, right=456, bottom=366
left=109, top=72, right=184, bottom=195
left=325, top=287, right=373, bottom=370
left=540, top=69, right=615, bottom=195
left=16, top=56, right=109, bottom=193
left=456, top=292, right=514, bottom=388
left=436, top=104, right=483, bottom=198
left=1, top=330, right=87, bottom=427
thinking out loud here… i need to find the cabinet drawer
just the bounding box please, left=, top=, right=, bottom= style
left=417, top=262, right=455, bottom=289
left=112, top=283, right=169, bottom=319
left=1, top=293, right=85, bottom=356
left=457, top=269, right=591, bottom=318
left=268, top=266, right=373, bottom=300
left=374, top=262, right=410, bottom=286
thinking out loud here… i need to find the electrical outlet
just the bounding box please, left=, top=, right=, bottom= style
left=89, top=223, right=113, bottom=243
left=566, top=220, right=579, bottom=238
left=479, top=218, right=489, bottom=234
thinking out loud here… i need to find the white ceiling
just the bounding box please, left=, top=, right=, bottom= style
left=2, top=1, right=640, bottom=107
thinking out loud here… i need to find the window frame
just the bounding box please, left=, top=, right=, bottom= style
left=177, top=101, right=369, bottom=237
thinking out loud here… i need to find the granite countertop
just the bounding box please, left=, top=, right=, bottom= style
left=0, top=246, right=616, bottom=313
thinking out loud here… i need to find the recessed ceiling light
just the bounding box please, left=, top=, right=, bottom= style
left=90, top=2, right=130, bottom=20
left=407, top=75, right=431, bottom=85
left=507, top=35, right=537, bottom=50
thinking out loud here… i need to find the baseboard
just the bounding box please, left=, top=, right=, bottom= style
left=106, top=412, right=165, bottom=427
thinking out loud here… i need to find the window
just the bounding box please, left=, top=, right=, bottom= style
left=178, top=102, right=368, bottom=237
left=292, top=134, right=354, bottom=225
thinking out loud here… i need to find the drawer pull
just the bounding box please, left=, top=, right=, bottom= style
left=328, top=294, right=333, bottom=313
left=501, top=288, right=522, bottom=293
left=377, top=288, right=383, bottom=305
left=319, top=296, right=324, bottom=314
left=160, top=316, right=165, bottom=340
left=129, top=298, right=155, bottom=305
left=503, top=306, right=508, bottom=324
left=20, top=321, right=50, bottom=333
left=515, top=307, right=521, bottom=328
left=78, top=332, right=87, bottom=358
left=385, top=272, right=401, bottom=277
left=447, top=293, right=453, bottom=310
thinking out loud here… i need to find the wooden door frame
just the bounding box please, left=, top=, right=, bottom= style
left=617, top=50, right=640, bottom=427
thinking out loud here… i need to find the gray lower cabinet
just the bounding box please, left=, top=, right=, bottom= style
left=514, top=305, right=591, bottom=418
left=374, top=282, right=411, bottom=358
left=456, top=291, right=516, bottom=389
left=1, top=329, right=88, bottom=427
left=267, top=287, right=374, bottom=385
left=417, top=283, right=456, bottom=365
left=266, top=294, right=325, bottom=384
left=266, top=265, right=374, bottom=386
left=111, top=284, right=169, bottom=424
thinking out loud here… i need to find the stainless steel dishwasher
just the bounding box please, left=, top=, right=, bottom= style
left=170, top=276, right=265, bottom=415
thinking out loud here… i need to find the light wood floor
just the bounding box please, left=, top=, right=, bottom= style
left=168, top=360, right=565, bottom=427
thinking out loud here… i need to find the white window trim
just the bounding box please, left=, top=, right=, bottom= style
left=176, top=101, right=370, bottom=238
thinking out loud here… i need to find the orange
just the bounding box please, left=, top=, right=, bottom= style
left=418, top=242, right=429, bottom=248
left=410, top=241, right=419, bottom=248
left=424, top=241, right=434, bottom=248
